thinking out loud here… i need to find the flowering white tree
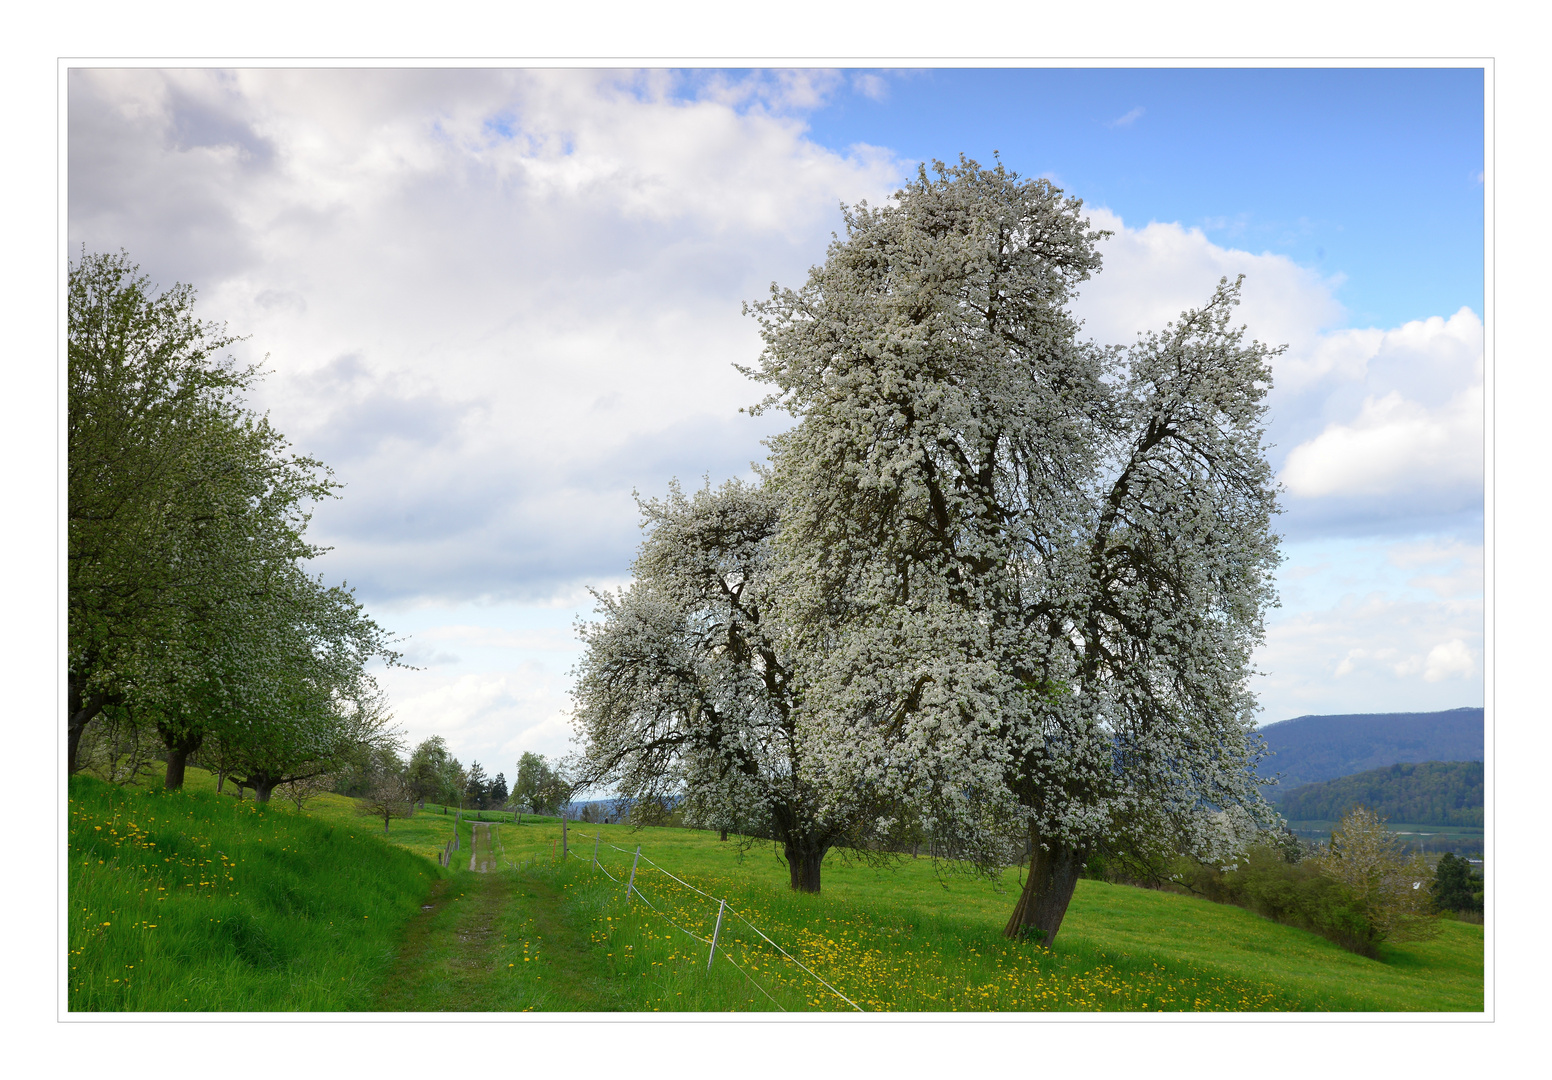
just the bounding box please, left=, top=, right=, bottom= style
left=571, top=479, right=891, bottom=892
left=745, top=157, right=1283, bottom=945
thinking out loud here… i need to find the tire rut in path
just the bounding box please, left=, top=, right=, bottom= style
left=469, top=822, right=499, bottom=872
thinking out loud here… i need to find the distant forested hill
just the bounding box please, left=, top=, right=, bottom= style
left=1257, top=707, right=1483, bottom=791
left=1276, top=760, right=1483, bottom=826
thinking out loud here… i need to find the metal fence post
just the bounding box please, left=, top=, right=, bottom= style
left=707, top=898, right=726, bottom=970
left=593, top=830, right=600, bottom=869
left=562, top=814, right=568, bottom=857
left=626, top=845, right=641, bottom=903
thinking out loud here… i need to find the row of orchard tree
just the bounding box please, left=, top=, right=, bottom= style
left=67, top=251, right=403, bottom=801
left=348, top=737, right=574, bottom=832
left=67, top=248, right=581, bottom=833
left=393, top=739, right=569, bottom=816
left=569, top=158, right=1291, bottom=950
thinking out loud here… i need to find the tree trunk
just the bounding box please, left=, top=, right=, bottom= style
left=67, top=677, right=111, bottom=775
left=784, top=840, right=826, bottom=893
left=159, top=724, right=203, bottom=790
left=252, top=777, right=278, bottom=803
left=67, top=714, right=90, bottom=776
left=1003, top=830, right=1086, bottom=948
left=720, top=827, right=729, bottom=842
left=164, top=747, right=188, bottom=790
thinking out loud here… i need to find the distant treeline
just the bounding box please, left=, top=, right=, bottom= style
left=1277, top=760, right=1483, bottom=827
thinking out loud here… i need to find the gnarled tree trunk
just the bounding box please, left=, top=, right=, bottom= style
left=1004, top=828, right=1086, bottom=948
left=784, top=840, right=826, bottom=893
left=67, top=676, right=112, bottom=775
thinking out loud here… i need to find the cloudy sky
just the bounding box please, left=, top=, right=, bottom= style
left=68, top=66, right=1485, bottom=780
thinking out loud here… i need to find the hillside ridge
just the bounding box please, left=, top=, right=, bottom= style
left=1257, top=707, right=1483, bottom=791
left=1276, top=760, right=1483, bottom=826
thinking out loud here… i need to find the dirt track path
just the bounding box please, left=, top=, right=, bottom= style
left=373, top=855, right=624, bottom=1011
left=469, top=823, right=498, bottom=873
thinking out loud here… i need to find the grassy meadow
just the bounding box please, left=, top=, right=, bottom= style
left=67, top=774, right=443, bottom=1010
left=68, top=771, right=1484, bottom=1013
left=480, top=821, right=1484, bottom=1013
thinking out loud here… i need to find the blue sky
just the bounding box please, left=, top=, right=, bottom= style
left=66, top=65, right=1485, bottom=773
left=789, top=68, right=1485, bottom=329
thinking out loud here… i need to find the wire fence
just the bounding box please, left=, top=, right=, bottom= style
left=438, top=810, right=462, bottom=868
left=559, top=834, right=863, bottom=1012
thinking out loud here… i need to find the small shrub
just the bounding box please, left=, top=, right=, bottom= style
left=1173, top=845, right=1381, bottom=958
left=1309, top=807, right=1439, bottom=944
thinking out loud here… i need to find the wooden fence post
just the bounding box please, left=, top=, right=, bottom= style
left=593, top=829, right=600, bottom=869
left=626, top=845, right=641, bottom=903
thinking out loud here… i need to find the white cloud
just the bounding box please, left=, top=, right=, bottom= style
left=70, top=68, right=907, bottom=605
left=1280, top=309, right=1483, bottom=501
left=1389, top=538, right=1483, bottom=599
left=1072, top=207, right=1346, bottom=358
left=1424, top=639, right=1476, bottom=682
left=382, top=666, right=576, bottom=766
left=1282, top=385, right=1483, bottom=498
left=852, top=73, right=889, bottom=102
left=1108, top=106, right=1145, bottom=128
left=1256, top=538, right=1482, bottom=723
left=418, top=624, right=579, bottom=652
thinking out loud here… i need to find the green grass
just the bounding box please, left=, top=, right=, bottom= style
left=67, top=775, right=444, bottom=1011
left=70, top=771, right=1483, bottom=1012
left=483, top=820, right=1484, bottom=1012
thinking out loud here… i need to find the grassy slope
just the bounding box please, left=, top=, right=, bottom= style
left=67, top=775, right=444, bottom=1011
left=69, top=769, right=1482, bottom=1012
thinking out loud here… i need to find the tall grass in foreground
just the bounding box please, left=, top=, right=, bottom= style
left=68, top=776, right=442, bottom=1011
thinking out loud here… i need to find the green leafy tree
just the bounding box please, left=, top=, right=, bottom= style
left=407, top=736, right=453, bottom=808
left=436, top=756, right=466, bottom=812
left=70, top=248, right=406, bottom=788
left=68, top=250, right=256, bottom=773
left=465, top=761, right=489, bottom=809
left=1429, top=852, right=1484, bottom=914
left=514, top=752, right=568, bottom=816
left=68, top=250, right=399, bottom=791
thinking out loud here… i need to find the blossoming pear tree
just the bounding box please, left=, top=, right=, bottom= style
left=571, top=479, right=894, bottom=892
left=745, top=157, right=1283, bottom=946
